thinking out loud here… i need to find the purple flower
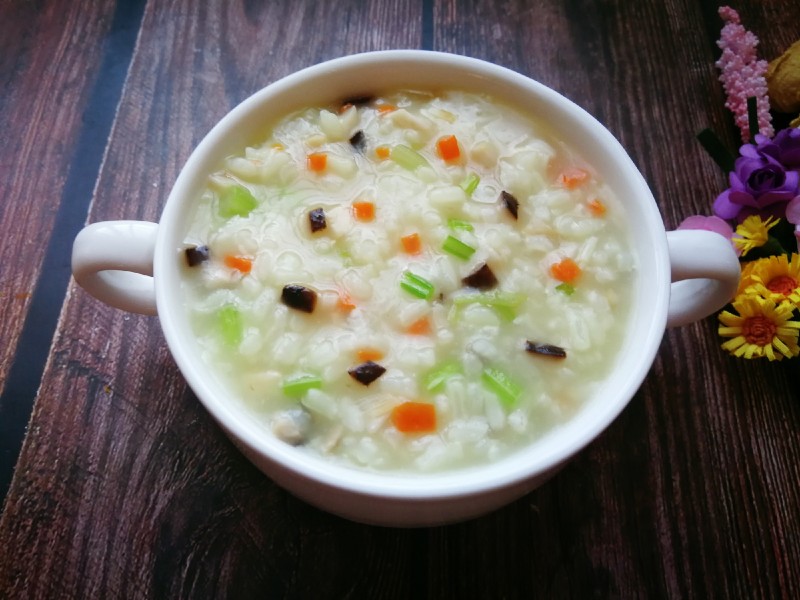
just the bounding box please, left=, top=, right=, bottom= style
left=755, top=128, right=800, bottom=169
left=713, top=143, right=800, bottom=222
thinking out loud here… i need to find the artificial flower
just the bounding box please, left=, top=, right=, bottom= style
left=713, top=142, right=800, bottom=222
left=745, top=253, right=800, bottom=307
left=732, top=215, right=779, bottom=256
left=718, top=295, right=800, bottom=360
left=716, top=6, right=773, bottom=141
left=677, top=214, right=740, bottom=255
left=736, top=260, right=760, bottom=296
left=741, top=130, right=800, bottom=169
left=766, top=39, right=800, bottom=114
left=786, top=195, right=800, bottom=252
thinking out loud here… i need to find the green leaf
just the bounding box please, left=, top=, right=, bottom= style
left=696, top=128, right=736, bottom=173
left=747, top=96, right=759, bottom=142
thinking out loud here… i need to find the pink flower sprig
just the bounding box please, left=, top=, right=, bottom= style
left=716, top=6, right=774, bottom=142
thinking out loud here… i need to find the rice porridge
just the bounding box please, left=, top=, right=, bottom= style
left=179, top=89, right=636, bottom=472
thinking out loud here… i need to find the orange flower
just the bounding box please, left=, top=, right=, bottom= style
left=718, top=295, right=800, bottom=360
left=745, top=253, right=800, bottom=308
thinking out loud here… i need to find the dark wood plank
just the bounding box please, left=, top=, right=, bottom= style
left=1, top=0, right=425, bottom=598
left=2, top=0, right=800, bottom=598
left=0, top=0, right=117, bottom=391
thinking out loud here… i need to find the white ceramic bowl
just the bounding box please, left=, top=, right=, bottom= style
left=72, top=50, right=740, bottom=526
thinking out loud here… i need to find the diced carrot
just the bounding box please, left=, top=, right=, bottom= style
left=400, top=233, right=422, bottom=255
left=550, top=257, right=581, bottom=283
left=436, top=134, right=461, bottom=162
left=224, top=255, right=253, bottom=274
left=357, top=348, right=384, bottom=362
left=337, top=291, right=356, bottom=312
left=375, top=146, right=391, bottom=160
left=377, top=104, right=397, bottom=114
left=307, top=152, right=327, bottom=172
left=406, top=316, right=431, bottom=335
left=391, top=402, right=437, bottom=433
left=352, top=201, right=375, bottom=222
left=559, top=167, right=589, bottom=189
left=587, top=198, right=607, bottom=216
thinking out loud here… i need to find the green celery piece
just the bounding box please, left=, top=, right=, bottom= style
left=481, top=367, right=523, bottom=407
left=423, top=362, right=462, bottom=392
left=217, top=305, right=243, bottom=347
left=442, top=235, right=476, bottom=261
left=218, top=185, right=257, bottom=219
left=400, top=271, right=435, bottom=300
left=447, top=218, right=474, bottom=233
left=452, top=291, right=524, bottom=321
left=390, top=144, right=431, bottom=172
left=460, top=172, right=480, bottom=196
left=282, top=374, right=322, bottom=398
left=556, top=282, right=575, bottom=296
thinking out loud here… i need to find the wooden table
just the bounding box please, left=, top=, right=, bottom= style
left=2, top=0, right=799, bottom=597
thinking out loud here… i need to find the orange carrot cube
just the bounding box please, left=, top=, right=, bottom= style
left=391, top=402, right=437, bottom=433
left=400, top=233, right=422, bottom=255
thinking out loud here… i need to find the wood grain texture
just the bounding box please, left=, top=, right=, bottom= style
left=2, top=0, right=800, bottom=598
left=0, top=0, right=116, bottom=391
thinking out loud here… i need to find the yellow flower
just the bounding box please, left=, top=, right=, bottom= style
left=745, top=253, right=800, bottom=308
left=732, top=215, right=779, bottom=256
left=736, top=259, right=760, bottom=296
left=719, top=295, right=800, bottom=360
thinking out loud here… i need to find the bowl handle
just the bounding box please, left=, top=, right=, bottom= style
left=665, top=229, right=740, bottom=328
left=71, top=220, right=159, bottom=316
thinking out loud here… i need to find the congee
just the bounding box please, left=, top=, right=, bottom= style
left=180, top=89, right=636, bottom=472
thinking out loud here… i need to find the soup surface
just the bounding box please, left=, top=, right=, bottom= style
left=180, top=89, right=636, bottom=472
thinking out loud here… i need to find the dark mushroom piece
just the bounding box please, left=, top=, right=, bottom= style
left=348, top=361, right=386, bottom=386
left=281, top=284, right=317, bottom=313
left=462, top=263, right=498, bottom=290
left=524, top=341, right=567, bottom=359
left=500, top=190, right=519, bottom=220
left=349, top=130, right=367, bottom=153
left=309, top=207, right=327, bottom=233
left=185, top=244, right=210, bottom=267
